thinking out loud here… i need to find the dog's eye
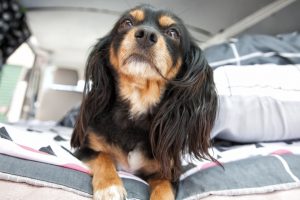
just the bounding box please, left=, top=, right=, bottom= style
left=166, top=28, right=179, bottom=40
left=119, top=19, right=133, bottom=30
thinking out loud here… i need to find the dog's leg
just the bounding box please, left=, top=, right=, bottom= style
left=148, top=178, right=175, bottom=200
left=88, top=153, right=126, bottom=200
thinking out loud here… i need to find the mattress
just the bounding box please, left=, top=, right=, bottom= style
left=1, top=123, right=300, bottom=199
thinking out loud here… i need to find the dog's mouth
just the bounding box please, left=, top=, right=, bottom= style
left=120, top=53, right=165, bottom=78
left=125, top=54, right=161, bottom=70
left=124, top=54, right=153, bottom=66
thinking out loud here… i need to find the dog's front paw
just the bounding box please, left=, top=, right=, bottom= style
left=93, top=185, right=127, bottom=200
left=149, top=179, right=175, bottom=200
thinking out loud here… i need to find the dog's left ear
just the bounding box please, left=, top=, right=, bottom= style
left=150, top=42, right=218, bottom=180
left=71, top=36, right=113, bottom=148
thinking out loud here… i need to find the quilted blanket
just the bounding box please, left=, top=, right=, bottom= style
left=1, top=123, right=300, bottom=200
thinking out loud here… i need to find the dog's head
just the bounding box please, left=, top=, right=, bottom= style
left=109, top=5, right=187, bottom=81
left=72, top=5, right=218, bottom=180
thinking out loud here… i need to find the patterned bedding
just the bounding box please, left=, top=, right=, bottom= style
left=1, top=123, right=300, bottom=200
left=204, top=32, right=300, bottom=69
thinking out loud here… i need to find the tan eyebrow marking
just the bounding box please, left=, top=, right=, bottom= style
left=129, top=9, right=145, bottom=22
left=159, top=15, right=176, bottom=27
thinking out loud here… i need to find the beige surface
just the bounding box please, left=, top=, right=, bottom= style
left=35, top=66, right=82, bottom=121
left=0, top=180, right=90, bottom=200
left=202, top=188, right=300, bottom=200
left=35, top=89, right=82, bottom=121
left=53, top=68, right=79, bottom=85
left=1, top=179, right=300, bottom=200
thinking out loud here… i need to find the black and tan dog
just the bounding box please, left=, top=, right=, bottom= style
left=71, top=4, right=218, bottom=200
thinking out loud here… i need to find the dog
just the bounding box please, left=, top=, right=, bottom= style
left=71, top=4, right=218, bottom=200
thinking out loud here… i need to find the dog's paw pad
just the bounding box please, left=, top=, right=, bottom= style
left=93, top=185, right=127, bottom=200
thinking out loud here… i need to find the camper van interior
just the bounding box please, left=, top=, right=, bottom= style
left=0, top=0, right=300, bottom=199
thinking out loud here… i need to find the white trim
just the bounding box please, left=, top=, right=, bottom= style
left=210, top=57, right=237, bottom=67
left=280, top=53, right=300, bottom=57
left=272, top=155, right=300, bottom=182
left=229, top=43, right=241, bottom=66
left=0, top=172, right=92, bottom=198
left=240, top=52, right=276, bottom=60
left=118, top=171, right=148, bottom=185
left=182, top=182, right=300, bottom=200
left=180, top=164, right=204, bottom=181
left=209, top=51, right=300, bottom=67
left=50, top=84, right=83, bottom=92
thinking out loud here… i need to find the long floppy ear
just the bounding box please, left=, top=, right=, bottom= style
left=71, top=36, right=113, bottom=148
left=150, top=42, right=218, bottom=180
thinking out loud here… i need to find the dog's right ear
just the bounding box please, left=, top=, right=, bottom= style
left=71, top=36, right=113, bottom=148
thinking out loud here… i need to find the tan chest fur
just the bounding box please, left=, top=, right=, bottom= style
left=119, top=74, right=165, bottom=117
left=88, top=133, right=160, bottom=175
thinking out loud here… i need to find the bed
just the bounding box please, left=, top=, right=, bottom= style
left=1, top=32, right=300, bottom=199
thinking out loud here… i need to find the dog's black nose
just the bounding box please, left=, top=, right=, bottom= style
left=135, top=28, right=158, bottom=47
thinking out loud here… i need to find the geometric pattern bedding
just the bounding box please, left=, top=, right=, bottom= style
left=1, top=123, right=300, bottom=200
left=204, top=32, right=300, bottom=69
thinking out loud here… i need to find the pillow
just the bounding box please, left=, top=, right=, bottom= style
left=204, top=32, right=300, bottom=68
left=211, top=64, right=300, bottom=142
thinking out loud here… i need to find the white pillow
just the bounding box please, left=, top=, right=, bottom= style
left=211, top=64, right=300, bottom=142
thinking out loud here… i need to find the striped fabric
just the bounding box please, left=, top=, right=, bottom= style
left=1, top=123, right=300, bottom=199
left=204, top=32, right=300, bottom=69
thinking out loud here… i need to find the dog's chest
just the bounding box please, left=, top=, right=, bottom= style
left=118, top=76, right=165, bottom=117
left=120, top=148, right=144, bottom=172
left=116, top=147, right=159, bottom=175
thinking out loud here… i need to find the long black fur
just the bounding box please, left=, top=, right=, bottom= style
left=71, top=5, right=218, bottom=181
left=150, top=42, right=218, bottom=179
